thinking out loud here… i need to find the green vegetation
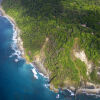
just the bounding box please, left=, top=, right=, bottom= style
left=2, top=0, right=100, bottom=88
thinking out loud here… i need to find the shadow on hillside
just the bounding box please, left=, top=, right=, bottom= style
left=3, top=0, right=100, bottom=37
left=60, top=7, right=100, bottom=36
left=20, top=0, right=63, bottom=18
left=20, top=0, right=100, bottom=35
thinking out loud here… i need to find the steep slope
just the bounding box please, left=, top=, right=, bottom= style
left=1, top=0, right=100, bottom=90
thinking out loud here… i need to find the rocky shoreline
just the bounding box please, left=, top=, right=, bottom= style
left=0, top=5, right=50, bottom=79
left=0, top=5, right=100, bottom=96
left=0, top=6, right=25, bottom=56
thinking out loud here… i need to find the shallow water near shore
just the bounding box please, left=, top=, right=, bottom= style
left=0, top=16, right=100, bottom=100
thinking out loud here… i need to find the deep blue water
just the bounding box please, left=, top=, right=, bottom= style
left=0, top=16, right=100, bottom=100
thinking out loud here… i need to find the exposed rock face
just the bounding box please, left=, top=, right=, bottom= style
left=33, top=37, right=50, bottom=77
left=1, top=4, right=100, bottom=95
left=73, top=50, right=93, bottom=75
left=50, top=84, right=59, bottom=93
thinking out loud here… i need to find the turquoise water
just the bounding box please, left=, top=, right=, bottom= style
left=0, top=16, right=100, bottom=100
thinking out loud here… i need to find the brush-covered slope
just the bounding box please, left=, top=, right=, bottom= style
left=2, top=0, right=100, bottom=88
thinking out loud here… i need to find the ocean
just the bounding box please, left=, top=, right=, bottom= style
left=0, top=14, right=100, bottom=100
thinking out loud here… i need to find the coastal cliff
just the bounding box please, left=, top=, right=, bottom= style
left=1, top=0, right=100, bottom=95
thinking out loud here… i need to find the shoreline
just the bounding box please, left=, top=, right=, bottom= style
left=0, top=5, right=50, bottom=79
left=0, top=6, right=25, bottom=59
left=32, top=62, right=49, bottom=78
left=0, top=5, right=100, bottom=96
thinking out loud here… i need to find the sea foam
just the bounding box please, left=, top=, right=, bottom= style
left=3, top=16, right=22, bottom=59
left=30, top=63, right=38, bottom=79
left=30, top=63, right=49, bottom=79
left=84, top=92, right=100, bottom=98
left=10, top=27, right=22, bottom=59
left=44, top=84, right=50, bottom=89
left=56, top=94, right=60, bottom=99
left=32, top=68, right=38, bottom=79
left=67, top=89, right=75, bottom=96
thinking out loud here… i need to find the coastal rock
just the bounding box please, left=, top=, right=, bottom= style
left=73, top=50, right=93, bottom=75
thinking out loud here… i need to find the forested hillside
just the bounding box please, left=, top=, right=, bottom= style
left=2, top=0, right=100, bottom=88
